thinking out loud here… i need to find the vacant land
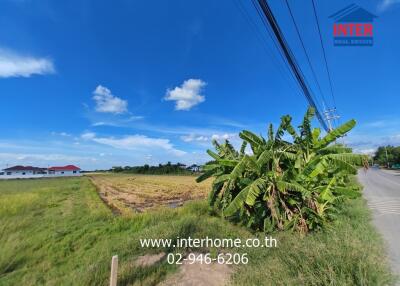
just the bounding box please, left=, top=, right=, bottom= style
left=0, top=177, right=395, bottom=285
left=88, top=173, right=211, bottom=214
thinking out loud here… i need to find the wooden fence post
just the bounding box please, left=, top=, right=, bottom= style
left=110, top=255, right=118, bottom=286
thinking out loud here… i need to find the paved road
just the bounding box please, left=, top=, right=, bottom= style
left=358, top=168, right=400, bottom=276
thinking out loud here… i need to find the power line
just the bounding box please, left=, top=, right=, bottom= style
left=311, top=0, right=336, bottom=110
left=254, top=0, right=325, bottom=118
left=254, top=0, right=329, bottom=132
left=232, top=0, right=301, bottom=96
left=249, top=0, right=295, bottom=79
left=234, top=0, right=328, bottom=130
left=246, top=0, right=325, bottom=112
left=251, top=0, right=325, bottom=114
left=284, top=0, right=328, bottom=108
left=286, top=0, right=339, bottom=131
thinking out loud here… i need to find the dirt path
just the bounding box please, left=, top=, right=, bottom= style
left=158, top=253, right=233, bottom=286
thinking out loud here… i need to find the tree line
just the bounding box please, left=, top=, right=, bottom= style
left=373, top=145, right=400, bottom=167
left=111, top=162, right=201, bottom=175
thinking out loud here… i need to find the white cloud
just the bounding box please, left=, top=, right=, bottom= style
left=51, top=131, right=71, bottom=137
left=180, top=134, right=210, bottom=142
left=83, top=133, right=186, bottom=157
left=0, top=152, right=97, bottom=166
left=346, top=132, right=400, bottom=156
left=0, top=137, right=195, bottom=170
left=90, top=116, right=144, bottom=127
left=126, top=115, right=144, bottom=121
left=92, top=85, right=128, bottom=114
left=352, top=148, right=376, bottom=155
left=0, top=48, right=55, bottom=78
left=165, top=79, right=206, bottom=110
left=92, top=122, right=107, bottom=127
left=81, top=132, right=96, bottom=140
left=211, top=133, right=236, bottom=141
left=378, top=0, right=400, bottom=11
left=180, top=132, right=237, bottom=144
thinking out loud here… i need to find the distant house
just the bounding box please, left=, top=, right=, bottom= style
left=186, top=164, right=201, bottom=172
left=1, top=166, right=47, bottom=176
left=48, top=165, right=81, bottom=176
left=0, top=165, right=82, bottom=179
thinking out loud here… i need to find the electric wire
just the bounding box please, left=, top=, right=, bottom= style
left=311, top=0, right=337, bottom=110
left=250, top=0, right=324, bottom=113
left=284, top=0, right=328, bottom=109
left=232, top=0, right=301, bottom=97
left=254, top=0, right=324, bottom=114
left=249, top=0, right=296, bottom=79
left=254, top=0, right=329, bottom=131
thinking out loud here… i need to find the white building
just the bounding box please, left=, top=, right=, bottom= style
left=0, top=165, right=82, bottom=179
left=187, top=164, right=201, bottom=172
left=47, top=165, right=82, bottom=176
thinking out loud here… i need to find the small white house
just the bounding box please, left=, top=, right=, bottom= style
left=186, top=164, right=201, bottom=172
left=47, top=165, right=82, bottom=176
left=0, top=166, right=47, bottom=179
left=0, top=165, right=82, bottom=179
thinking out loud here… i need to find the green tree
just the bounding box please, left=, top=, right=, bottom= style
left=373, top=146, right=400, bottom=167
left=197, top=108, right=367, bottom=233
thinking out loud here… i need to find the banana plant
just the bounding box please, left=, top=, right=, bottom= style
left=197, top=108, right=367, bottom=233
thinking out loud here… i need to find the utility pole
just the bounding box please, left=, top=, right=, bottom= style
left=385, top=146, right=390, bottom=168
left=323, top=107, right=340, bottom=132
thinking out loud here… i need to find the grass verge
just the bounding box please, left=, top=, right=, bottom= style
left=0, top=177, right=395, bottom=285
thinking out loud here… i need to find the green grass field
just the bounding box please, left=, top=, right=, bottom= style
left=0, top=176, right=395, bottom=285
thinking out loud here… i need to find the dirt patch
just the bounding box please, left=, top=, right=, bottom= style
left=87, top=174, right=211, bottom=214
left=134, top=252, right=166, bottom=267
left=159, top=253, right=233, bottom=286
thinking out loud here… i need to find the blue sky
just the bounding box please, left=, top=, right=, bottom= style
left=1, top=0, right=399, bottom=170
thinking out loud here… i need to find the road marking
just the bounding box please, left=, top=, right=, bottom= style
left=368, top=202, right=400, bottom=206
left=368, top=203, right=400, bottom=207
left=367, top=198, right=400, bottom=215
left=375, top=211, right=400, bottom=216
left=372, top=170, right=400, bottom=188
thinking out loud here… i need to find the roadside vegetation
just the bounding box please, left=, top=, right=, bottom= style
left=374, top=145, right=400, bottom=168
left=0, top=176, right=395, bottom=285
left=110, top=162, right=200, bottom=175
left=0, top=108, right=395, bottom=285
left=197, top=108, right=368, bottom=232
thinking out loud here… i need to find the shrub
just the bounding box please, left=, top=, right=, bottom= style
left=197, top=108, right=368, bottom=233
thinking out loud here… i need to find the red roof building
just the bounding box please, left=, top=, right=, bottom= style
left=3, top=165, right=47, bottom=172
left=1, top=165, right=82, bottom=179
left=48, top=165, right=81, bottom=171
